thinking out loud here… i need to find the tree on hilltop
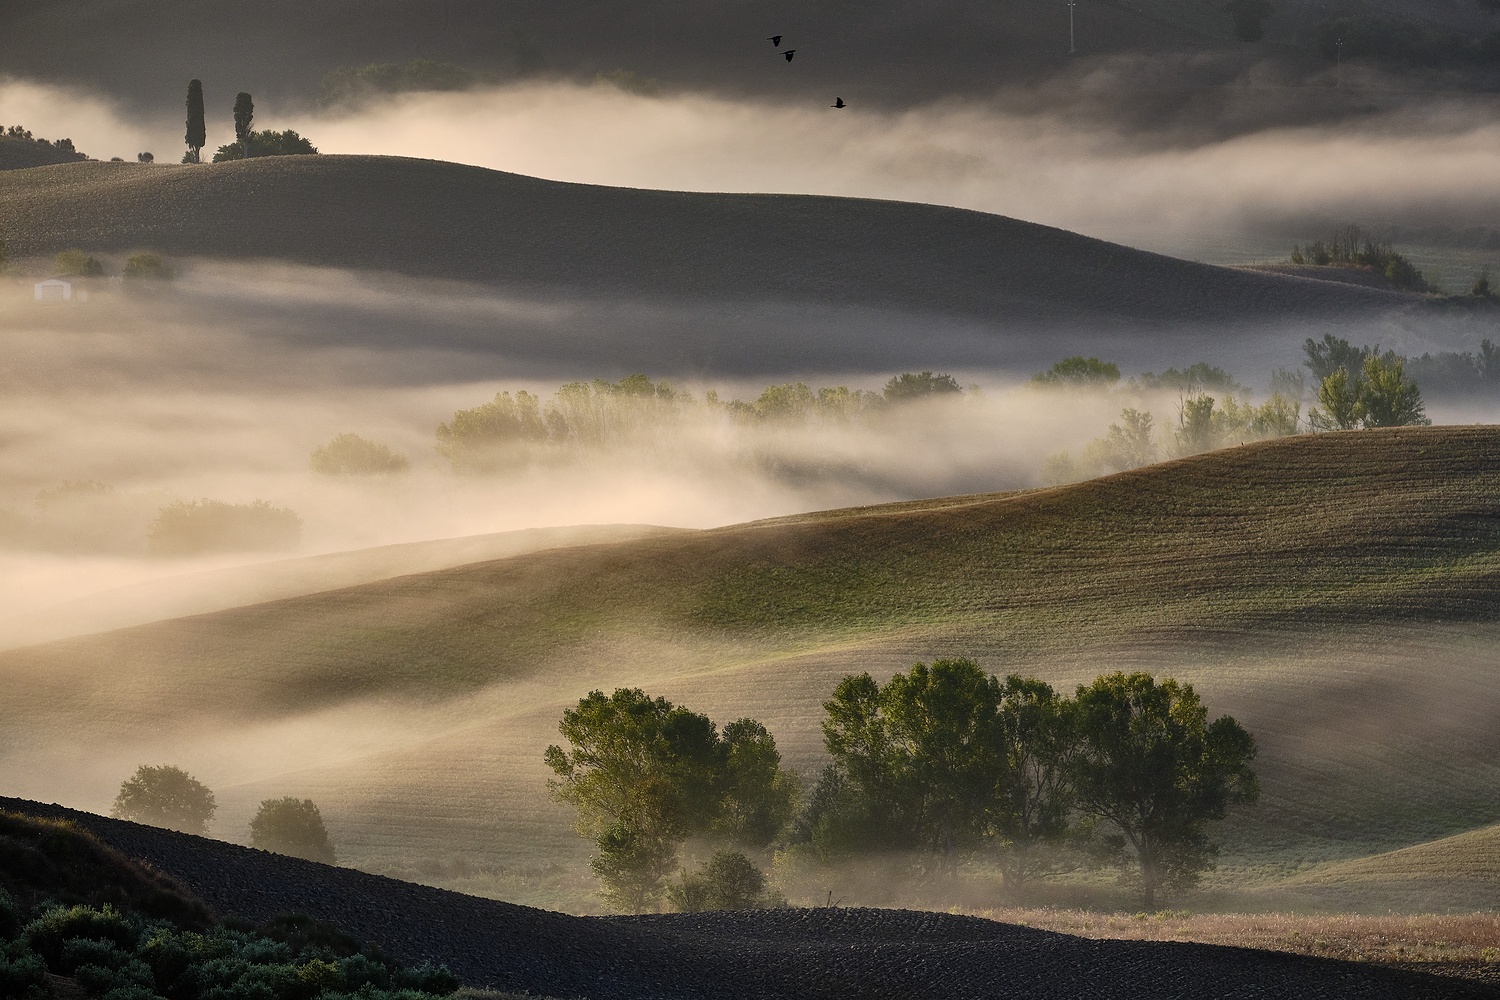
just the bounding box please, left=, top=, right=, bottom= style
left=233, top=92, right=254, bottom=157
left=184, top=79, right=205, bottom=163
left=250, top=798, right=337, bottom=864
left=111, top=765, right=217, bottom=835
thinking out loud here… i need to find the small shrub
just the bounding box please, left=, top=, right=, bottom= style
left=23, top=903, right=138, bottom=968
left=147, top=499, right=301, bottom=556
left=667, top=851, right=773, bottom=911
left=310, top=433, right=409, bottom=475
left=123, top=254, right=173, bottom=282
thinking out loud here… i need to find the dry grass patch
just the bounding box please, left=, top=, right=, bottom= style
left=972, top=907, right=1500, bottom=978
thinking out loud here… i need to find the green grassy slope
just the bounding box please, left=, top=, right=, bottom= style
left=0, top=156, right=1410, bottom=328
left=5, top=426, right=1500, bottom=895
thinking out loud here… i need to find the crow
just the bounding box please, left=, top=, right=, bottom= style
left=768, top=35, right=782, bottom=47
left=832, top=97, right=845, bottom=108
left=783, top=49, right=796, bottom=62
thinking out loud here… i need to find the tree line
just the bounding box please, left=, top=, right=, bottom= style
left=434, top=371, right=966, bottom=472
left=1038, top=333, right=1436, bottom=485
left=546, top=663, right=1257, bottom=912
left=110, top=764, right=336, bottom=864
left=181, top=80, right=318, bottom=164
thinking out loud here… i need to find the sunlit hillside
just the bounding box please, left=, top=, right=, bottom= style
left=3, top=426, right=1500, bottom=911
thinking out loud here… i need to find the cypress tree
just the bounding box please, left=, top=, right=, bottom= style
left=184, top=79, right=205, bottom=162
left=233, top=92, right=254, bottom=156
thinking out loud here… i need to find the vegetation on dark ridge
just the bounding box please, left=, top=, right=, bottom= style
left=0, top=810, right=458, bottom=1000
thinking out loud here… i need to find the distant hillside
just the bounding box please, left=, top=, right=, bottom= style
left=6, top=427, right=1500, bottom=881
left=0, top=156, right=1412, bottom=328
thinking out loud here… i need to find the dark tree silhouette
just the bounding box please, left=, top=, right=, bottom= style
left=233, top=92, right=254, bottom=155
left=185, top=79, right=205, bottom=162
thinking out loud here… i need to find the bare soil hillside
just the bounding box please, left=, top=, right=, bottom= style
left=0, top=798, right=1486, bottom=999
left=0, top=156, right=1414, bottom=329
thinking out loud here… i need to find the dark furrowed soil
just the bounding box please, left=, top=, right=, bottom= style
left=3, top=799, right=1489, bottom=999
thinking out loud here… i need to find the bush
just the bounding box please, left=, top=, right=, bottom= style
left=123, top=254, right=173, bottom=282
left=111, top=765, right=217, bottom=835
left=250, top=799, right=337, bottom=865
left=147, top=499, right=301, bottom=556
left=54, top=248, right=103, bottom=277
left=667, top=851, right=774, bottom=911
left=23, top=904, right=138, bottom=968
left=213, top=129, right=319, bottom=161
left=310, top=433, right=410, bottom=475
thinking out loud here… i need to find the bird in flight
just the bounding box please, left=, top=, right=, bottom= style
left=783, top=49, right=796, bottom=62
left=768, top=35, right=782, bottom=47
left=832, top=97, right=845, bottom=108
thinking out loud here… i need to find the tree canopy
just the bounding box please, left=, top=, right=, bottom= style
left=1070, top=672, right=1259, bottom=909
left=1030, top=356, right=1120, bottom=388
left=545, top=688, right=797, bottom=910
left=110, top=765, right=216, bottom=835
left=250, top=797, right=337, bottom=864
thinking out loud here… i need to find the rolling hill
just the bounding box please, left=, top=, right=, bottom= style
left=4, top=425, right=1500, bottom=902
left=0, top=156, right=1413, bottom=330
left=1, top=799, right=1488, bottom=999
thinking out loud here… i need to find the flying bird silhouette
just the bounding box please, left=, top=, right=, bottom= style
left=783, top=49, right=796, bottom=62
left=832, top=97, right=845, bottom=108
left=768, top=35, right=782, bottom=47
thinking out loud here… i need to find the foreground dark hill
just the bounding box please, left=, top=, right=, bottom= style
left=0, top=799, right=1484, bottom=999
left=0, top=156, right=1410, bottom=329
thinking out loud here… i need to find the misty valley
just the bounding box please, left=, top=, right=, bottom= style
left=6, top=3, right=1500, bottom=996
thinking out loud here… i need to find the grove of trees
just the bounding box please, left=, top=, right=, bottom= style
left=547, top=666, right=1257, bottom=912
left=310, top=433, right=410, bottom=475
left=434, top=372, right=966, bottom=472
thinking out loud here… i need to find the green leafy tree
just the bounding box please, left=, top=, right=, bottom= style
left=883, top=371, right=962, bottom=401
left=111, top=765, right=216, bottom=835
left=310, top=433, right=410, bottom=475
left=1303, top=334, right=1370, bottom=382
left=436, top=391, right=546, bottom=471
left=1357, top=354, right=1429, bottom=427
left=715, top=719, right=800, bottom=848
left=820, top=659, right=1005, bottom=872
left=1030, top=356, right=1121, bottom=388
left=185, top=79, right=205, bottom=162
left=1087, top=408, right=1156, bottom=472
left=545, top=689, right=795, bottom=911
left=1307, top=366, right=1362, bottom=430
left=250, top=798, right=336, bottom=863
left=1070, top=673, right=1258, bottom=909
left=992, top=676, right=1077, bottom=898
